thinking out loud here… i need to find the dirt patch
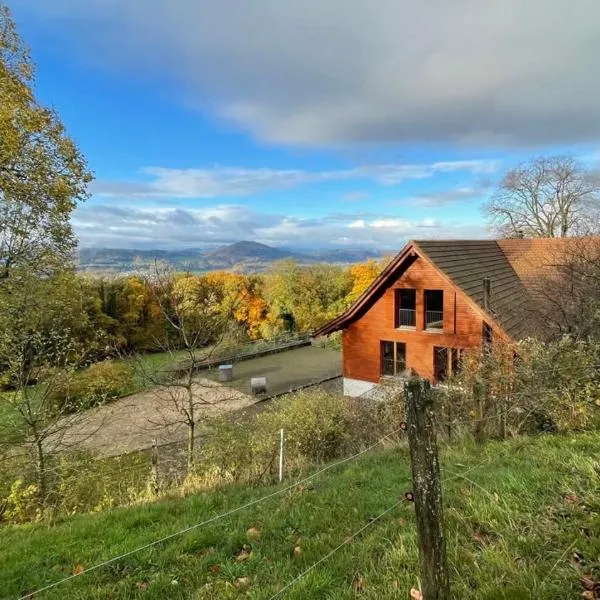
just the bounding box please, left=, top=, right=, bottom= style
left=48, top=377, right=256, bottom=458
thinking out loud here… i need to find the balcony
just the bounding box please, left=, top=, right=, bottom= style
left=397, top=308, right=416, bottom=328
left=425, top=310, right=444, bottom=330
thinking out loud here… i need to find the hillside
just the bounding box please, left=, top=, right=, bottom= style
left=3, top=433, right=599, bottom=599
left=77, top=242, right=382, bottom=274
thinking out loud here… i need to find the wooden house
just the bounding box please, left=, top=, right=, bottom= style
left=314, top=238, right=597, bottom=396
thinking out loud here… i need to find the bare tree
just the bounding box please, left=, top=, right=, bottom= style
left=484, top=156, right=600, bottom=238
left=136, top=263, right=241, bottom=472
left=525, top=238, right=600, bottom=341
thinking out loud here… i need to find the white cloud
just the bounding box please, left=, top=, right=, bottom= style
left=18, top=0, right=600, bottom=146
left=90, top=159, right=498, bottom=199
left=73, top=203, right=487, bottom=250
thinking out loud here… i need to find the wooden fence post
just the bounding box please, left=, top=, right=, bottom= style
left=404, top=377, right=450, bottom=600
left=151, top=438, right=159, bottom=496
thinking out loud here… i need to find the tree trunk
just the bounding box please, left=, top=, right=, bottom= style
left=34, top=437, right=47, bottom=510
left=404, top=377, right=450, bottom=600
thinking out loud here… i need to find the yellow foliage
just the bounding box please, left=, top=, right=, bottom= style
left=348, top=260, right=383, bottom=303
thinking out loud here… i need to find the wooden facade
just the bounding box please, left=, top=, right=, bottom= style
left=341, top=252, right=491, bottom=382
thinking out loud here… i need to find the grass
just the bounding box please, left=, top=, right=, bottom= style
left=2, top=432, right=600, bottom=599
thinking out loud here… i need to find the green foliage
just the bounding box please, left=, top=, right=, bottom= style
left=449, top=336, right=600, bottom=438
left=194, top=390, right=397, bottom=489
left=3, top=433, right=600, bottom=598
left=3, top=479, right=40, bottom=524
left=51, top=360, right=133, bottom=414
left=0, top=4, right=92, bottom=280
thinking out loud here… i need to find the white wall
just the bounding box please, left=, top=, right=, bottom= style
left=343, top=377, right=377, bottom=397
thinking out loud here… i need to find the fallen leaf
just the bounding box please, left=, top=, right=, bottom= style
left=581, top=575, right=596, bottom=590
left=247, top=527, right=261, bottom=539
left=135, top=581, right=149, bottom=591
left=410, top=588, right=423, bottom=600
left=293, top=546, right=302, bottom=558
left=236, top=545, right=252, bottom=562
left=392, top=580, right=399, bottom=590
left=581, top=591, right=595, bottom=600
left=352, top=575, right=366, bottom=592
left=209, top=564, right=221, bottom=573
left=234, top=576, right=252, bottom=591
left=73, top=564, right=85, bottom=575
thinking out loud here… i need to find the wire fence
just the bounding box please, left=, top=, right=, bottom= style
left=16, top=429, right=403, bottom=600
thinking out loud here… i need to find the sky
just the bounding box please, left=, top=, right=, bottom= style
left=11, top=1, right=600, bottom=251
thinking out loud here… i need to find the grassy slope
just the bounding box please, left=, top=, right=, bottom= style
left=2, top=433, right=600, bottom=599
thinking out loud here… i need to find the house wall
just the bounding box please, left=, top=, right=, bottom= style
left=342, top=254, right=489, bottom=384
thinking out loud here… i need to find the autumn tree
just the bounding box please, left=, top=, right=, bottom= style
left=264, top=260, right=353, bottom=333
left=0, top=5, right=92, bottom=280
left=484, top=156, right=599, bottom=238
left=347, top=259, right=384, bottom=304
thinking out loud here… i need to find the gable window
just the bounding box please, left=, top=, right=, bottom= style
left=395, top=289, right=416, bottom=328
left=381, top=341, right=406, bottom=376
left=424, top=290, right=444, bottom=330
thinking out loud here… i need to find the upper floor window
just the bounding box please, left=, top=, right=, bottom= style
left=424, top=290, right=444, bottom=330
left=381, top=341, right=406, bottom=376
left=395, top=289, right=416, bottom=328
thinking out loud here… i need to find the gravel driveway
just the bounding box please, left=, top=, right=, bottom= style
left=48, top=377, right=256, bottom=458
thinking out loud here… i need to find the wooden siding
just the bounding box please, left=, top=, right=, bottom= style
left=342, top=254, right=490, bottom=382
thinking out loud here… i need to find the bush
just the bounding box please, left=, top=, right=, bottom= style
left=51, top=360, right=133, bottom=414
left=192, top=389, right=399, bottom=490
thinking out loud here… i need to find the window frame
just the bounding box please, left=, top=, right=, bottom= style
left=380, top=340, right=407, bottom=376
left=395, top=288, right=417, bottom=328
left=424, top=289, right=444, bottom=331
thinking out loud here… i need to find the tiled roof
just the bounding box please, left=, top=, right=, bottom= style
left=414, top=240, right=531, bottom=339
left=314, top=237, right=600, bottom=340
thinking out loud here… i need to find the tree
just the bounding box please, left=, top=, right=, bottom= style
left=484, top=156, right=599, bottom=238
left=347, top=259, right=383, bottom=303
left=0, top=271, right=100, bottom=510
left=135, top=264, right=238, bottom=471
left=0, top=5, right=92, bottom=280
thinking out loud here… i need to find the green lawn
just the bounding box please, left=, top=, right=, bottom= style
left=2, top=432, right=600, bottom=599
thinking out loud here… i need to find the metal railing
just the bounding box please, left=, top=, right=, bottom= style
left=397, top=308, right=416, bottom=327
left=425, top=310, right=444, bottom=330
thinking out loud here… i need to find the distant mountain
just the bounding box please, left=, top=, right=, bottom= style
left=77, top=241, right=383, bottom=274
left=204, top=241, right=295, bottom=267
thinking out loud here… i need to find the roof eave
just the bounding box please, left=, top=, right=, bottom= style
left=313, top=242, right=418, bottom=337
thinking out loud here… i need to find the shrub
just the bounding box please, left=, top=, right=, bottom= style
left=51, top=360, right=133, bottom=414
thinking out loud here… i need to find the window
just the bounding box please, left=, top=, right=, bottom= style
left=380, top=341, right=406, bottom=376
left=424, top=290, right=444, bottom=330
left=434, top=346, right=464, bottom=382
left=395, top=289, right=416, bottom=328
left=434, top=347, right=449, bottom=381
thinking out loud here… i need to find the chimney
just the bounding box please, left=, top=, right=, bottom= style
left=483, top=277, right=491, bottom=312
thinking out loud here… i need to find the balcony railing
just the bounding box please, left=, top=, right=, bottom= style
left=425, top=310, right=444, bottom=330
left=397, top=308, right=416, bottom=328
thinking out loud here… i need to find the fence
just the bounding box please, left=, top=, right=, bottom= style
left=6, top=360, right=596, bottom=598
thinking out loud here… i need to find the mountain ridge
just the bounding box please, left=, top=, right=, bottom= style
left=78, top=241, right=383, bottom=273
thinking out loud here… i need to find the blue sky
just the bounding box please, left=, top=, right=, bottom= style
left=12, top=1, right=600, bottom=250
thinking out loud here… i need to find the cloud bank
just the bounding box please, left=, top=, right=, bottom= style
left=73, top=204, right=486, bottom=250
left=19, top=0, right=600, bottom=146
